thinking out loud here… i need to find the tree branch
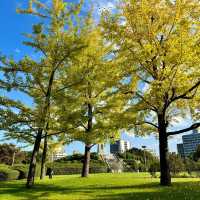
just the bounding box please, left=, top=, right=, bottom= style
left=170, top=80, right=200, bottom=103
left=167, top=122, right=200, bottom=136
left=144, top=121, right=158, bottom=129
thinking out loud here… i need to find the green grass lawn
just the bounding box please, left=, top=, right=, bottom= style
left=0, top=173, right=200, bottom=200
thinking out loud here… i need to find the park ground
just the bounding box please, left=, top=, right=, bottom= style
left=0, top=173, right=200, bottom=200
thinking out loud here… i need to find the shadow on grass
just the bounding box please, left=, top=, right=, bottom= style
left=1, top=180, right=200, bottom=200
left=96, top=181, right=200, bottom=200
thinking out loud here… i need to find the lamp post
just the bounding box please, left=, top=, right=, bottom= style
left=142, top=146, right=147, bottom=172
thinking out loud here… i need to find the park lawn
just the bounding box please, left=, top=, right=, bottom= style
left=0, top=173, right=200, bottom=200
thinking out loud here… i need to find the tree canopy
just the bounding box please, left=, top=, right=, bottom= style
left=102, top=0, right=200, bottom=185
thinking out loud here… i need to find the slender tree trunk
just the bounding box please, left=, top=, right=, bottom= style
left=81, top=144, right=91, bottom=177
left=11, top=151, right=15, bottom=167
left=26, top=70, right=55, bottom=188
left=40, top=132, right=48, bottom=180
left=26, top=128, right=43, bottom=188
left=158, top=114, right=171, bottom=186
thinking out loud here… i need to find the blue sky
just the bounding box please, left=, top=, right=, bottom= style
left=0, top=0, right=194, bottom=155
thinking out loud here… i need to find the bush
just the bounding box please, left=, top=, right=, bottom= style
left=12, top=164, right=29, bottom=179
left=149, top=162, right=160, bottom=178
left=11, top=164, right=41, bottom=179
left=169, top=153, right=185, bottom=175
left=90, top=152, right=100, bottom=160
left=0, top=164, right=19, bottom=181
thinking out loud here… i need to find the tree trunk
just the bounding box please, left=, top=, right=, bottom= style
left=81, top=144, right=91, bottom=177
left=11, top=151, right=15, bottom=167
left=26, top=70, right=55, bottom=188
left=40, top=132, right=48, bottom=180
left=26, top=129, right=43, bottom=188
left=158, top=114, right=171, bottom=186
left=81, top=101, right=93, bottom=178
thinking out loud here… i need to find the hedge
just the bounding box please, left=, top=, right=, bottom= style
left=0, top=160, right=108, bottom=181
left=47, top=161, right=108, bottom=175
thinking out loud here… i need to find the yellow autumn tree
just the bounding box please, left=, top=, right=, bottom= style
left=1, top=0, right=87, bottom=188
left=102, top=0, right=200, bottom=186
left=53, top=24, right=125, bottom=177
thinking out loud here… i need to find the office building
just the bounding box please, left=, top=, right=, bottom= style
left=110, top=140, right=131, bottom=154
left=50, top=145, right=67, bottom=161
left=177, top=143, right=184, bottom=158
left=97, top=143, right=105, bottom=155
left=177, top=129, right=200, bottom=157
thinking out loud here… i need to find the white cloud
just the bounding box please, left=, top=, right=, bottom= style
left=14, top=48, right=21, bottom=54
left=88, top=0, right=118, bottom=20
left=97, top=1, right=116, bottom=14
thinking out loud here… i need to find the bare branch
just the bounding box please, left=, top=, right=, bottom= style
left=167, top=122, right=200, bottom=136
left=144, top=121, right=158, bottom=129
left=170, top=80, right=200, bottom=103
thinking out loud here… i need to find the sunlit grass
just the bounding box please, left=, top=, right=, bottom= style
left=0, top=173, right=200, bottom=200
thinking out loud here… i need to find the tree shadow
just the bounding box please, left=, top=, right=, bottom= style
left=1, top=179, right=200, bottom=200
left=96, top=181, right=200, bottom=200
left=0, top=180, right=96, bottom=200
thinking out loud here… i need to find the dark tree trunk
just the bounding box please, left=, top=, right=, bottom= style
left=40, top=132, right=48, bottom=180
left=158, top=114, right=171, bottom=186
left=81, top=144, right=91, bottom=177
left=26, top=70, right=55, bottom=188
left=81, top=101, right=93, bottom=178
left=26, top=129, right=43, bottom=188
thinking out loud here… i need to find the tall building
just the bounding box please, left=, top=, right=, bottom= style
left=177, top=143, right=184, bottom=158
left=50, top=145, right=67, bottom=161
left=97, top=144, right=105, bottom=155
left=177, top=129, right=200, bottom=157
left=110, top=140, right=131, bottom=154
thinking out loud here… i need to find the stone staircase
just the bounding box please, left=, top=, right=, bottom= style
left=100, top=154, right=124, bottom=173
left=100, top=153, right=134, bottom=173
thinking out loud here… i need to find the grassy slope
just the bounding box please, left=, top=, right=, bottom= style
left=0, top=173, right=200, bottom=200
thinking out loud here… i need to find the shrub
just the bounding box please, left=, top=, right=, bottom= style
left=149, top=162, right=159, bottom=178
left=169, top=153, right=185, bottom=175
left=0, top=164, right=19, bottom=181
left=12, top=164, right=29, bottom=179
left=11, top=164, right=41, bottom=179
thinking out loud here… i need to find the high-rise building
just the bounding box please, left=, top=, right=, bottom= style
left=177, top=143, right=184, bottom=158
left=177, top=129, right=200, bottom=157
left=97, top=144, right=105, bottom=155
left=50, top=145, right=67, bottom=161
left=110, top=140, right=131, bottom=154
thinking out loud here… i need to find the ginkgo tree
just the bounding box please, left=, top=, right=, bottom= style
left=102, top=0, right=200, bottom=186
left=0, top=0, right=87, bottom=188
left=53, top=26, right=125, bottom=177
left=0, top=98, right=72, bottom=179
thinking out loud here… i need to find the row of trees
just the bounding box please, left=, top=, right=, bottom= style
left=0, top=0, right=122, bottom=188
left=1, top=0, right=200, bottom=187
